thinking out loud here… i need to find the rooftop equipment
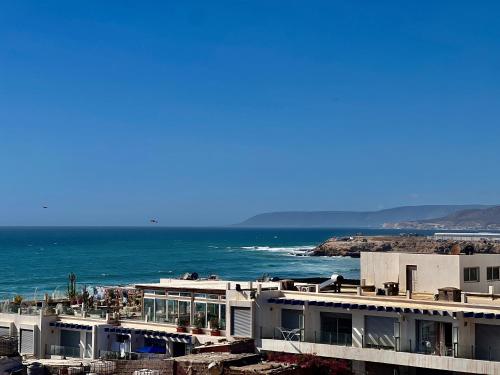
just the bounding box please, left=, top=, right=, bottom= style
left=280, top=280, right=295, bottom=291
left=383, top=282, right=399, bottom=296
left=181, top=272, right=199, bottom=281
left=319, top=274, right=344, bottom=293
left=438, top=287, right=461, bottom=302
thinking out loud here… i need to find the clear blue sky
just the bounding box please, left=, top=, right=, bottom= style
left=1, top=1, right=499, bottom=226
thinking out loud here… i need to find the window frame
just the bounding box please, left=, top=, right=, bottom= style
left=464, top=267, right=480, bottom=283
left=487, top=266, right=500, bottom=281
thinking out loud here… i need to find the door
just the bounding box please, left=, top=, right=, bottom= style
left=61, top=330, right=81, bottom=357
left=364, top=316, right=396, bottom=349
left=281, top=309, right=304, bottom=341
left=231, top=307, right=252, bottom=337
left=475, top=324, right=500, bottom=360
left=320, top=312, right=352, bottom=345
left=20, top=329, right=34, bottom=355
left=406, top=265, right=417, bottom=292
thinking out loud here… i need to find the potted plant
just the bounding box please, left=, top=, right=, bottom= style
left=192, top=315, right=204, bottom=334
left=176, top=317, right=188, bottom=333
left=209, top=317, right=221, bottom=336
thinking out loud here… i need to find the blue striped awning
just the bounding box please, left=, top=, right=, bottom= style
left=50, top=322, right=92, bottom=331
left=102, top=327, right=191, bottom=343
left=266, top=298, right=497, bottom=319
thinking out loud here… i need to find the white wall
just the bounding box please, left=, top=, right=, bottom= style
left=398, top=254, right=461, bottom=294
left=361, top=253, right=400, bottom=288
left=459, top=254, right=500, bottom=293
left=361, top=253, right=462, bottom=294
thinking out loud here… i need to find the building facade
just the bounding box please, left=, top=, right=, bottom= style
left=3, top=252, right=500, bottom=374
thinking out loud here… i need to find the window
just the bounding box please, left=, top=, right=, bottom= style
left=166, top=299, right=191, bottom=325
left=464, top=267, right=480, bottom=282
left=144, top=289, right=165, bottom=295
left=155, top=299, right=166, bottom=322
left=487, top=267, right=500, bottom=281
left=144, top=298, right=154, bottom=321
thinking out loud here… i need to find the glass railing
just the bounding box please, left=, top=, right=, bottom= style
left=318, top=331, right=352, bottom=346
left=99, top=350, right=168, bottom=360
left=48, top=345, right=81, bottom=358
left=363, top=335, right=396, bottom=350
left=263, top=327, right=304, bottom=341
left=19, top=306, right=41, bottom=316
left=0, top=304, right=41, bottom=315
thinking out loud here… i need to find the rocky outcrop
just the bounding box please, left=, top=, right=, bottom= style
left=309, top=235, right=500, bottom=257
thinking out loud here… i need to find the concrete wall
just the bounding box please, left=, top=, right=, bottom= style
left=361, top=253, right=462, bottom=294
left=398, top=253, right=461, bottom=294
left=360, top=253, right=401, bottom=288
left=259, top=339, right=500, bottom=374
left=0, top=312, right=42, bottom=357
left=361, top=252, right=500, bottom=294
left=459, top=254, right=500, bottom=293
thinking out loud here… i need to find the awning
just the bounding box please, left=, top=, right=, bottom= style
left=103, top=327, right=191, bottom=343
left=135, top=346, right=166, bottom=354
left=50, top=322, right=93, bottom=330
left=265, top=298, right=500, bottom=319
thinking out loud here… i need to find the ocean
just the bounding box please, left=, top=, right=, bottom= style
left=0, top=227, right=422, bottom=299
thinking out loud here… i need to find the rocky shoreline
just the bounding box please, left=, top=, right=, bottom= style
left=308, top=235, right=500, bottom=257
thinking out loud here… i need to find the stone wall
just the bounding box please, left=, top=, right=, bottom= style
left=113, top=359, right=174, bottom=375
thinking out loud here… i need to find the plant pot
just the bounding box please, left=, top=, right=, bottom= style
left=191, top=328, right=203, bottom=334
left=210, top=330, right=221, bottom=336
left=176, top=326, right=187, bottom=333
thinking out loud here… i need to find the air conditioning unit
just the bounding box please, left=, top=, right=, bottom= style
left=299, top=285, right=316, bottom=293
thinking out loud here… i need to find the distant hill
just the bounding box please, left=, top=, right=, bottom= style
left=236, top=205, right=490, bottom=228
left=385, top=205, right=500, bottom=230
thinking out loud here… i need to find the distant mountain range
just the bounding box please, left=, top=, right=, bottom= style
left=236, top=205, right=492, bottom=228
left=384, top=205, right=500, bottom=230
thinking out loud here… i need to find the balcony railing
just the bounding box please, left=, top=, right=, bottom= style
left=99, top=350, right=168, bottom=360
left=318, top=331, right=352, bottom=346
left=48, top=345, right=81, bottom=358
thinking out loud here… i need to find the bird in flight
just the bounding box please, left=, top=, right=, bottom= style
left=150, top=219, right=158, bottom=224
left=43, top=205, right=48, bottom=209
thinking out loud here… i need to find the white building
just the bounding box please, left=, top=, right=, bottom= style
left=433, top=232, right=500, bottom=242
left=4, top=252, right=500, bottom=374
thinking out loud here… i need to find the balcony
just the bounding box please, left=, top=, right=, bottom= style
left=258, top=339, right=500, bottom=374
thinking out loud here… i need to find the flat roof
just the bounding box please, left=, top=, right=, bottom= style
left=136, top=278, right=280, bottom=291
left=279, top=290, right=500, bottom=315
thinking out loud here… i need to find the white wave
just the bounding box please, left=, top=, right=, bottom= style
left=240, top=245, right=316, bottom=254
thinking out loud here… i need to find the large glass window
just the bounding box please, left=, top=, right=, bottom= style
left=165, top=299, right=191, bottom=325
left=179, top=301, right=191, bottom=326
left=144, top=298, right=154, bottom=321
left=320, top=312, right=352, bottom=345
left=207, top=303, right=219, bottom=328
left=220, top=304, right=226, bottom=330
left=155, top=299, right=166, bottom=323
left=195, top=302, right=207, bottom=327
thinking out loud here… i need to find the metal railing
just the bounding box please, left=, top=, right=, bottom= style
left=277, top=327, right=304, bottom=342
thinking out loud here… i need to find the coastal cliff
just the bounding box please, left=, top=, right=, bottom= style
left=309, top=235, right=500, bottom=257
